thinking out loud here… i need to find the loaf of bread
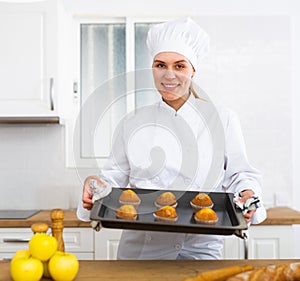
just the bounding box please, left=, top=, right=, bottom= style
left=227, top=262, right=300, bottom=281
left=182, top=265, right=254, bottom=281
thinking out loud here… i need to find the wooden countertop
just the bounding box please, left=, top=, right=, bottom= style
left=1, top=207, right=300, bottom=228
left=259, top=207, right=300, bottom=225
left=1, top=259, right=300, bottom=281
left=0, top=210, right=90, bottom=228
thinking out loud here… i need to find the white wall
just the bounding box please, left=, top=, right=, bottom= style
left=64, top=0, right=300, bottom=210
left=196, top=15, right=292, bottom=209
left=0, top=125, right=82, bottom=209
left=0, top=0, right=299, bottom=211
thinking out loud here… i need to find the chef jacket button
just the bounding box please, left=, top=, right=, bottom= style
left=175, top=244, right=181, bottom=250
left=184, top=178, right=191, bottom=185
left=145, top=234, right=152, bottom=241
left=153, top=176, right=159, bottom=183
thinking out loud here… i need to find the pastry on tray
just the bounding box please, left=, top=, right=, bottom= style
left=153, top=206, right=178, bottom=223
left=119, top=189, right=141, bottom=208
left=155, top=191, right=177, bottom=208
left=190, top=193, right=213, bottom=212
left=115, top=205, right=137, bottom=220
left=194, top=207, right=218, bottom=225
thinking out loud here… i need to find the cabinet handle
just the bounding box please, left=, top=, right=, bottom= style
left=50, top=77, right=54, bottom=111
left=3, top=238, right=30, bottom=243
left=73, top=81, right=78, bottom=99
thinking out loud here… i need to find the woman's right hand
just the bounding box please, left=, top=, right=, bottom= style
left=82, top=175, right=104, bottom=210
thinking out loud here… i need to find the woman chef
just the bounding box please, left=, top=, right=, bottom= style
left=77, top=17, right=266, bottom=260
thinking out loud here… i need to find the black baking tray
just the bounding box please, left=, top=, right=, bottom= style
left=90, top=188, right=248, bottom=237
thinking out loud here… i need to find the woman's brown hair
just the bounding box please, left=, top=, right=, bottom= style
left=190, top=83, right=207, bottom=102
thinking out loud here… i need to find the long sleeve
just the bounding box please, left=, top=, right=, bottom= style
left=77, top=121, right=130, bottom=223
left=222, top=109, right=266, bottom=224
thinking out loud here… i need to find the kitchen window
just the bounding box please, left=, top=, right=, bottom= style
left=70, top=18, right=168, bottom=168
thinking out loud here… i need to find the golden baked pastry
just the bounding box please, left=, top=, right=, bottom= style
left=194, top=208, right=218, bottom=225
left=155, top=192, right=177, bottom=208
left=191, top=193, right=213, bottom=207
left=119, top=189, right=141, bottom=207
left=153, top=206, right=178, bottom=223
left=115, top=205, right=137, bottom=220
left=226, top=262, right=300, bottom=281
left=190, top=193, right=213, bottom=212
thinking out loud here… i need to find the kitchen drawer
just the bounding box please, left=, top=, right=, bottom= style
left=63, top=228, right=94, bottom=253
left=0, top=251, right=94, bottom=261
left=0, top=252, right=17, bottom=260
left=0, top=228, right=94, bottom=254
left=72, top=252, right=94, bottom=260
left=0, top=228, right=32, bottom=252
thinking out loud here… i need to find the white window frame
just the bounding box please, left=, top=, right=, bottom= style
left=66, top=16, right=173, bottom=168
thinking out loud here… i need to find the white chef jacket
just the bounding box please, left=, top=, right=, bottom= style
left=77, top=93, right=266, bottom=260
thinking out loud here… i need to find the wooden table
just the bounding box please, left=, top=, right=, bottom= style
left=1, top=259, right=300, bottom=281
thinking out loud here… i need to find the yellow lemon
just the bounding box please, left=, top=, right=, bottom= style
left=11, top=249, right=31, bottom=263
left=49, top=251, right=79, bottom=281
left=29, top=233, right=58, bottom=261
left=10, top=256, right=43, bottom=281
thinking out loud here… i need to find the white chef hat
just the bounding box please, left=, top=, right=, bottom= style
left=146, top=17, right=209, bottom=72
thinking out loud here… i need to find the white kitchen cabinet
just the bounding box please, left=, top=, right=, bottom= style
left=94, top=228, right=122, bottom=260
left=95, top=229, right=245, bottom=260
left=222, top=225, right=295, bottom=260
left=62, top=228, right=95, bottom=260
left=248, top=225, right=294, bottom=259
left=0, top=0, right=72, bottom=120
left=0, top=228, right=32, bottom=260
left=0, top=228, right=94, bottom=261
left=0, top=226, right=294, bottom=260
left=93, top=226, right=295, bottom=260
left=222, top=235, right=245, bottom=259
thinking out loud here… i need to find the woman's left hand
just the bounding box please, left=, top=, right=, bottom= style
left=238, top=189, right=256, bottom=223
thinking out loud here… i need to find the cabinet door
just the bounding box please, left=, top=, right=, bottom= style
left=63, top=228, right=94, bottom=258
left=222, top=235, right=245, bottom=259
left=0, top=0, right=57, bottom=116
left=248, top=225, right=293, bottom=259
left=0, top=228, right=31, bottom=260
left=94, top=229, right=122, bottom=260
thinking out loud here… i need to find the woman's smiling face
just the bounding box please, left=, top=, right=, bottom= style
left=152, top=52, right=195, bottom=108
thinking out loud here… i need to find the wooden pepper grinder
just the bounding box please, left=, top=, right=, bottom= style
left=31, top=223, right=49, bottom=234
left=50, top=209, right=65, bottom=252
